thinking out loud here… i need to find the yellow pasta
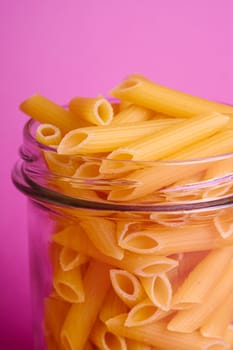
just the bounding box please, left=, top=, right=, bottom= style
left=108, top=130, right=233, bottom=200
left=90, top=319, right=127, bottom=350
left=213, top=208, right=233, bottom=239
left=140, top=273, right=172, bottom=311
left=80, top=217, right=124, bottom=260
left=110, top=74, right=233, bottom=117
left=99, top=287, right=129, bottom=323
left=59, top=246, right=88, bottom=271
left=105, top=113, right=229, bottom=162
left=172, top=247, right=233, bottom=310
left=43, top=151, right=79, bottom=177
left=20, top=94, right=88, bottom=133
left=61, top=260, right=111, bottom=350
left=57, top=119, right=185, bottom=155
left=118, top=224, right=233, bottom=256
left=52, top=226, right=178, bottom=277
left=111, top=105, right=154, bottom=125
left=53, top=256, right=85, bottom=303
left=125, top=298, right=174, bottom=327
left=106, top=314, right=227, bottom=350
left=150, top=212, right=189, bottom=227
left=44, top=297, right=70, bottom=345
left=167, top=261, right=233, bottom=333
left=69, top=96, right=113, bottom=126
left=110, top=269, right=146, bottom=307
left=35, top=123, right=62, bottom=146
left=223, top=325, right=233, bottom=348
left=126, top=339, right=152, bottom=350
left=200, top=292, right=233, bottom=339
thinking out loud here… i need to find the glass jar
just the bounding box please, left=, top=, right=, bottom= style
left=12, top=119, right=233, bottom=350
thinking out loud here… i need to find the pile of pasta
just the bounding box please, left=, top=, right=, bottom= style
left=20, top=74, right=233, bottom=350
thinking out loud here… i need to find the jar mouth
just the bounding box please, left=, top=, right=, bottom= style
left=12, top=118, right=233, bottom=212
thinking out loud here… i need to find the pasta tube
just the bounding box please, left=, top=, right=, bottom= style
left=110, top=269, right=146, bottom=307
left=44, top=297, right=70, bottom=345
left=140, top=273, right=172, bottom=311
left=69, top=96, right=113, bottom=125
left=36, top=123, right=62, bottom=146
left=104, top=113, right=229, bottom=162
left=106, top=314, right=227, bottom=350
left=124, top=298, right=174, bottom=327
left=172, top=246, right=233, bottom=309
left=52, top=226, right=178, bottom=277
left=59, top=246, right=88, bottom=271
left=79, top=217, right=124, bottom=260
left=126, top=339, right=152, bottom=350
left=61, top=260, right=111, bottom=350
left=110, top=75, right=233, bottom=117
left=20, top=94, right=88, bottom=133
left=213, top=208, right=233, bottom=239
left=90, top=319, right=127, bottom=350
left=99, top=287, right=129, bottom=323
left=111, top=105, right=154, bottom=125
left=200, top=292, right=233, bottom=339
left=167, top=261, right=233, bottom=333
left=117, top=224, right=233, bottom=256
left=57, top=119, right=184, bottom=155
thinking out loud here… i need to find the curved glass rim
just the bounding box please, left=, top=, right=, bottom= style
left=24, top=118, right=233, bottom=165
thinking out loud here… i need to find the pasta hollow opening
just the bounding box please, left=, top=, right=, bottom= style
left=104, top=332, right=123, bottom=350
left=40, top=126, right=56, bottom=136
left=55, top=282, right=83, bottom=303
left=58, top=132, right=88, bottom=153
left=116, top=274, right=134, bottom=295
left=123, top=235, right=159, bottom=250
left=95, top=100, right=113, bottom=124
left=129, top=305, right=157, bottom=323
left=116, top=79, right=140, bottom=91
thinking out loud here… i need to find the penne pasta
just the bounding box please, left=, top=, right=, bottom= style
left=124, top=298, right=174, bottom=327
left=171, top=246, right=233, bottom=309
left=43, top=151, right=79, bottom=176
left=90, top=319, right=127, bottom=350
left=108, top=130, right=233, bottom=200
left=200, top=292, right=233, bottom=339
left=110, top=75, right=233, bottom=117
left=52, top=226, right=178, bottom=277
left=111, top=104, right=154, bottom=125
left=69, top=96, right=113, bottom=126
left=223, top=324, right=233, bottom=348
left=126, top=339, right=152, bottom=350
left=117, top=224, right=233, bottom=256
left=20, top=94, right=88, bottom=133
left=106, top=314, right=227, bottom=350
left=110, top=269, right=146, bottom=307
left=213, top=208, right=233, bottom=239
left=57, top=119, right=185, bottom=155
left=149, top=212, right=189, bottom=227
left=79, top=217, right=124, bottom=260
left=36, top=123, right=62, bottom=146
left=44, top=296, right=70, bottom=345
left=167, top=261, right=233, bottom=333
left=50, top=242, right=85, bottom=303
left=104, top=113, right=229, bottom=162
left=140, top=273, right=172, bottom=311
left=59, top=246, right=89, bottom=271
left=99, top=287, right=129, bottom=323
left=61, top=260, right=111, bottom=350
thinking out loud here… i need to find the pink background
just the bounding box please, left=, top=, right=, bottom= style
left=1, top=0, right=233, bottom=348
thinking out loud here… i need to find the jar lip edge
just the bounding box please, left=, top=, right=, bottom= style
left=12, top=160, right=233, bottom=213
left=23, top=119, right=233, bottom=165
